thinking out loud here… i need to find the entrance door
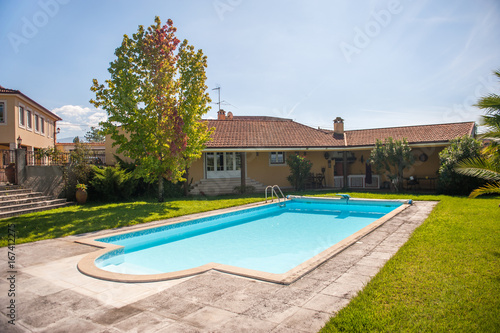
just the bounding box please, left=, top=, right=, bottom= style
left=206, top=152, right=242, bottom=178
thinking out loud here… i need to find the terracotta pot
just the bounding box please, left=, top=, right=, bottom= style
left=75, top=189, right=88, bottom=204
left=5, top=163, right=16, bottom=184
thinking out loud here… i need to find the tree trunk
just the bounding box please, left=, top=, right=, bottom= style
left=183, top=168, right=189, bottom=196
left=158, top=176, right=164, bottom=202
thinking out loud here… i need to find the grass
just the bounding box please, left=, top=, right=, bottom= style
left=320, top=195, right=500, bottom=332
left=0, top=194, right=264, bottom=247
left=1, top=191, right=499, bottom=331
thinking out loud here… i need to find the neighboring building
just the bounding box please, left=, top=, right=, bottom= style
left=0, top=85, right=62, bottom=151
left=105, top=110, right=476, bottom=194
left=56, top=142, right=106, bottom=165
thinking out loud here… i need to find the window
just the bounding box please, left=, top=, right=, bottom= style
left=40, top=117, right=45, bottom=135
left=0, top=102, right=5, bottom=124
left=26, top=109, right=32, bottom=130
left=19, top=106, right=25, bottom=127
left=35, top=114, right=40, bottom=132
left=269, top=152, right=285, bottom=165
left=206, top=153, right=215, bottom=171
left=216, top=152, right=224, bottom=171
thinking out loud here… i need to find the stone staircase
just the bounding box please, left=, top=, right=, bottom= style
left=189, top=178, right=267, bottom=196
left=0, top=185, right=73, bottom=219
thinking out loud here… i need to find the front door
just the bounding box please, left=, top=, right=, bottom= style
left=206, top=152, right=242, bottom=179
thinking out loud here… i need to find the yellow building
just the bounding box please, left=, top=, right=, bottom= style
left=0, top=85, right=62, bottom=151
left=105, top=111, right=476, bottom=194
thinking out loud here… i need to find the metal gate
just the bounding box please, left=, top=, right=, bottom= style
left=0, top=150, right=16, bottom=184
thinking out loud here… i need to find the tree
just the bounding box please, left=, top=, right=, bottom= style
left=85, top=126, right=105, bottom=143
left=90, top=17, right=212, bottom=202
left=286, top=154, right=312, bottom=190
left=437, top=135, right=484, bottom=195
left=369, top=137, right=415, bottom=192
left=454, top=68, right=500, bottom=198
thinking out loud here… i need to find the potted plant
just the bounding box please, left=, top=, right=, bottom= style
left=75, top=183, right=88, bottom=204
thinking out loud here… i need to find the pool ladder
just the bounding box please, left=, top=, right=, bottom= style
left=265, top=185, right=286, bottom=207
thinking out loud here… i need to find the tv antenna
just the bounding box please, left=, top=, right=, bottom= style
left=212, top=86, right=221, bottom=112
left=212, top=86, right=237, bottom=112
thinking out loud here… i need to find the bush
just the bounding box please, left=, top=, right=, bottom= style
left=89, top=166, right=137, bottom=201
left=438, top=136, right=485, bottom=195
left=286, top=154, right=312, bottom=190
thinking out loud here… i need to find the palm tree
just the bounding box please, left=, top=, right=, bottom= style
left=455, top=69, right=500, bottom=198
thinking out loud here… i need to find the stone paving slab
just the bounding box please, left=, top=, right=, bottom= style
left=0, top=201, right=437, bottom=332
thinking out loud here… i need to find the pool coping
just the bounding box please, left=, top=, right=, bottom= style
left=76, top=197, right=411, bottom=285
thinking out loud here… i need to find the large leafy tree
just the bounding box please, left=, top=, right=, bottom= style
left=91, top=17, right=212, bottom=202
left=369, top=137, right=415, bottom=192
left=455, top=69, right=500, bottom=198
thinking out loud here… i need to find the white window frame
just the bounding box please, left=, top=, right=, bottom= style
left=40, top=116, right=45, bottom=135
left=269, top=151, right=286, bottom=166
left=26, top=108, right=33, bottom=130
left=34, top=113, right=40, bottom=133
left=18, top=104, right=26, bottom=128
left=0, top=100, right=6, bottom=125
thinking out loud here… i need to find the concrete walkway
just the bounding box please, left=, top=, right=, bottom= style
left=1, top=201, right=436, bottom=332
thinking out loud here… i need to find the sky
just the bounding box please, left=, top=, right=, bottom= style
left=1, top=0, right=499, bottom=141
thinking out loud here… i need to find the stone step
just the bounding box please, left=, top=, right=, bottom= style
left=0, top=192, right=46, bottom=202
left=0, top=199, right=68, bottom=213
left=0, top=188, right=33, bottom=197
left=0, top=186, right=73, bottom=219
left=0, top=195, right=52, bottom=207
left=0, top=185, right=24, bottom=191
left=0, top=202, right=74, bottom=219
left=190, top=178, right=267, bottom=195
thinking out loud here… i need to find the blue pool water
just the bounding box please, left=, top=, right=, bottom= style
left=95, top=198, right=402, bottom=275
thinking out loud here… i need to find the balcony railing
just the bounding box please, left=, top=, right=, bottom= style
left=26, top=151, right=106, bottom=166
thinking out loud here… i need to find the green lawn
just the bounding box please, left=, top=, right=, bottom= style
left=1, top=192, right=499, bottom=331
left=0, top=194, right=264, bottom=247
left=320, top=195, right=500, bottom=332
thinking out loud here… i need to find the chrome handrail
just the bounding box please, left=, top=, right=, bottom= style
left=265, top=185, right=286, bottom=207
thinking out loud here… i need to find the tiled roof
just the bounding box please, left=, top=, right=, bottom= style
left=0, top=84, right=63, bottom=121
left=206, top=118, right=344, bottom=148
left=204, top=117, right=475, bottom=149
left=344, top=122, right=476, bottom=147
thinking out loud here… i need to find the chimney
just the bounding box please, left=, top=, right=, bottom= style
left=333, top=117, right=344, bottom=135
left=227, top=111, right=233, bottom=120
left=217, top=109, right=226, bottom=120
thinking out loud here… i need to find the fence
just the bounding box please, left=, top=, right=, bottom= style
left=26, top=151, right=106, bottom=166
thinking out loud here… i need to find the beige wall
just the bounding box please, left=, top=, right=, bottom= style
left=0, top=94, right=58, bottom=150
left=104, top=133, right=133, bottom=165
left=105, top=137, right=447, bottom=189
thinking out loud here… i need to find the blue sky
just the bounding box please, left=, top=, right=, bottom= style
left=1, top=0, right=499, bottom=141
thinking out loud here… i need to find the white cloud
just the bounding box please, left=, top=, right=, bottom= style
left=52, top=105, right=108, bottom=140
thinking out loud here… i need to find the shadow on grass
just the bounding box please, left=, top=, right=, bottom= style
left=0, top=200, right=180, bottom=246
left=0, top=194, right=266, bottom=247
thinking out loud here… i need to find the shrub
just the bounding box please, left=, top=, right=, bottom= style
left=89, top=166, right=137, bottom=201
left=438, top=136, right=485, bottom=195
left=286, top=154, right=312, bottom=190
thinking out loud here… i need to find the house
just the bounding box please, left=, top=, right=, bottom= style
left=56, top=142, right=106, bottom=164
left=0, top=85, right=62, bottom=151
left=105, top=110, right=476, bottom=194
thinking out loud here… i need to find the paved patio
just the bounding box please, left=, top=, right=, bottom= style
left=1, top=201, right=436, bottom=332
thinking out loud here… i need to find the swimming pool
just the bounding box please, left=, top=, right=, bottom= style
left=77, top=196, right=409, bottom=284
